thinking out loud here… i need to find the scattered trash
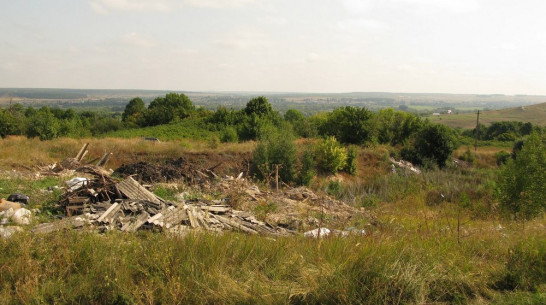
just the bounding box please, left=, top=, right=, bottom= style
left=389, top=158, right=421, bottom=174
left=7, top=193, right=29, bottom=205
left=66, top=177, right=89, bottom=192
left=304, top=228, right=331, bottom=238
left=12, top=208, right=32, bottom=225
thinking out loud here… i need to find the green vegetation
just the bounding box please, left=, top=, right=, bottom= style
left=1, top=92, right=545, bottom=304
left=430, top=102, right=546, bottom=129
left=1, top=227, right=544, bottom=304
left=498, top=132, right=546, bottom=219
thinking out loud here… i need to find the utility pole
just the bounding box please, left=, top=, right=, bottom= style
left=474, top=110, right=480, bottom=152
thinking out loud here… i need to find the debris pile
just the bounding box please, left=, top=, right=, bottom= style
left=39, top=143, right=112, bottom=177
left=390, top=158, right=421, bottom=174
left=38, top=175, right=288, bottom=236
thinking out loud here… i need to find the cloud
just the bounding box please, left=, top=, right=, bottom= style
left=119, top=32, right=156, bottom=47
left=337, top=19, right=389, bottom=32
left=89, top=0, right=174, bottom=14
left=214, top=29, right=272, bottom=50
left=184, top=0, right=255, bottom=9
left=342, top=0, right=480, bottom=15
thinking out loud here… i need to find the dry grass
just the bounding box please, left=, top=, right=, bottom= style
left=429, top=102, right=546, bottom=128
left=0, top=136, right=255, bottom=170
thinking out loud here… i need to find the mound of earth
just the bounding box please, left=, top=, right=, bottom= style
left=114, top=158, right=212, bottom=184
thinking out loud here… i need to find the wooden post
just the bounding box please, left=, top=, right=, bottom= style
left=275, top=164, right=280, bottom=193
left=474, top=110, right=480, bottom=152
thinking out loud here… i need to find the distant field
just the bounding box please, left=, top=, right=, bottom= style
left=429, top=102, right=546, bottom=129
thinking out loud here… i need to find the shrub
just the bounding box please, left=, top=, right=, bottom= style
left=252, top=126, right=297, bottom=183
left=315, top=136, right=347, bottom=174
left=220, top=127, right=238, bottom=143
left=298, top=148, right=316, bottom=186
left=459, top=147, right=476, bottom=164
left=494, top=150, right=511, bottom=166
left=498, top=132, right=546, bottom=219
left=344, top=145, right=358, bottom=175
left=404, top=123, right=458, bottom=168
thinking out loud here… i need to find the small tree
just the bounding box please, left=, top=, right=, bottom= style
left=122, top=97, right=146, bottom=127
left=406, top=123, right=458, bottom=168
left=344, top=145, right=358, bottom=175
left=315, top=136, right=348, bottom=174
left=252, top=125, right=297, bottom=183
left=298, top=147, right=316, bottom=186
left=245, top=96, right=272, bottom=117
left=498, top=132, right=546, bottom=219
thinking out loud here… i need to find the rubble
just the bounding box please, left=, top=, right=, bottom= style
left=389, top=158, right=421, bottom=174
left=29, top=146, right=371, bottom=238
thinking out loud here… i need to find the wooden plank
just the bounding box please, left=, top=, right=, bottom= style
left=213, top=215, right=258, bottom=234
left=121, top=212, right=149, bottom=232
left=75, top=143, right=89, bottom=161
left=186, top=207, right=199, bottom=228
left=199, top=205, right=231, bottom=213
left=97, top=203, right=119, bottom=223
left=117, top=177, right=163, bottom=204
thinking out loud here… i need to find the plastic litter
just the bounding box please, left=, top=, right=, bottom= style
left=12, top=208, right=32, bottom=225
left=304, top=228, right=331, bottom=238
left=66, top=177, right=88, bottom=192
left=7, top=193, right=29, bottom=205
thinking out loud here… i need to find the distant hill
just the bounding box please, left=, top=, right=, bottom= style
left=429, top=102, right=546, bottom=129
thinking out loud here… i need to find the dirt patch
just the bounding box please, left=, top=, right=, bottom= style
left=114, top=153, right=251, bottom=184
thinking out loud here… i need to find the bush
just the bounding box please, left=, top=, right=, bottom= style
left=498, top=132, right=546, bottom=219
left=298, top=148, right=316, bottom=186
left=315, top=136, right=347, bottom=174
left=220, top=127, right=238, bottom=143
left=459, top=147, right=476, bottom=164
left=404, top=123, right=458, bottom=168
left=344, top=145, right=358, bottom=175
left=494, top=150, right=511, bottom=166
left=252, top=126, right=297, bottom=183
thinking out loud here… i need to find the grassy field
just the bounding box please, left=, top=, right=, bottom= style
left=0, top=138, right=545, bottom=304
left=429, top=102, right=546, bottom=129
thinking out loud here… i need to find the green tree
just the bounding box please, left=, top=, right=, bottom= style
left=0, top=108, right=26, bottom=137
left=26, top=107, right=60, bottom=140
left=252, top=125, right=297, bottom=183
left=498, top=132, right=546, bottom=219
left=403, top=123, right=458, bottom=168
left=145, top=93, right=195, bottom=126
left=284, top=109, right=304, bottom=123
left=244, top=96, right=272, bottom=117
left=122, top=97, right=146, bottom=127
left=315, top=136, right=348, bottom=174
left=320, top=106, right=375, bottom=144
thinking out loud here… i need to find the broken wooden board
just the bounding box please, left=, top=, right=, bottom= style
left=116, top=177, right=164, bottom=204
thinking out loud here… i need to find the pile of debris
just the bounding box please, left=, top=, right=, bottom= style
left=390, top=158, right=421, bottom=174
left=39, top=143, right=112, bottom=177
left=41, top=171, right=289, bottom=236
left=29, top=144, right=371, bottom=237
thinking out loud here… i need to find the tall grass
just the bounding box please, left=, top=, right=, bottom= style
left=1, top=229, right=544, bottom=304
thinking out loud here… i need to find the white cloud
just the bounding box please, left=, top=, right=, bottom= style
left=119, top=32, right=156, bottom=47
left=89, top=0, right=174, bottom=13
left=260, top=16, right=288, bottom=25
left=214, top=29, right=272, bottom=50
left=342, top=0, right=480, bottom=15
left=184, top=0, right=255, bottom=9
left=337, top=19, right=389, bottom=32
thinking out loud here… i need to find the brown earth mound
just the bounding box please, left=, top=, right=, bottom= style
left=114, top=158, right=202, bottom=184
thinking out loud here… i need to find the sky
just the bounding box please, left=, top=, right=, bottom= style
left=1, top=0, right=545, bottom=94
